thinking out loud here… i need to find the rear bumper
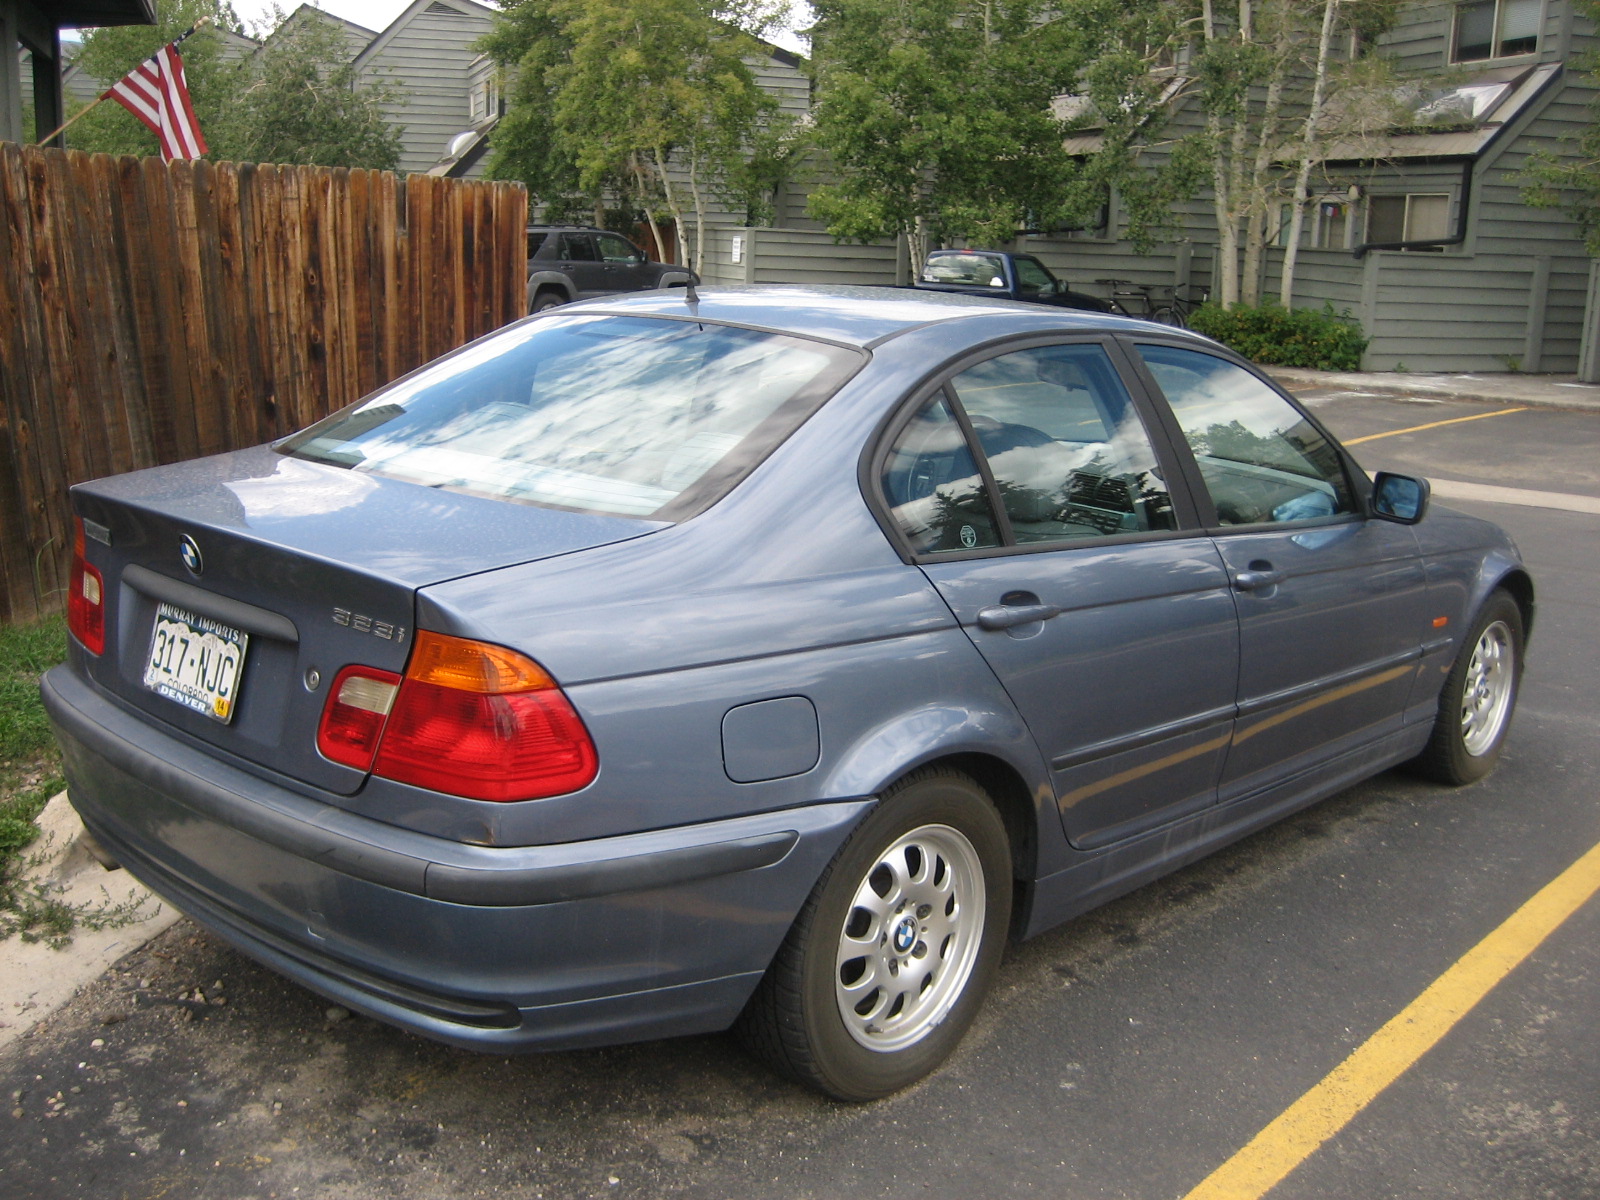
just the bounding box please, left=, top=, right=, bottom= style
left=43, top=665, right=869, bottom=1051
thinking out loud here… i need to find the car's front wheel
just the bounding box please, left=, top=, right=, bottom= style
left=738, top=767, right=1011, bottom=1100
left=532, top=289, right=566, bottom=312
left=1412, top=589, right=1524, bottom=784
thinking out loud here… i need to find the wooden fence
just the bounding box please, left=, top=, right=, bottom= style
left=0, top=145, right=528, bottom=624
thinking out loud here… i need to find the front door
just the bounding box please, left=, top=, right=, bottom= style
left=1132, top=343, right=1432, bottom=800
left=879, top=340, right=1240, bottom=850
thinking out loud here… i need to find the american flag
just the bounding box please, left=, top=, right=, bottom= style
left=102, top=33, right=208, bottom=162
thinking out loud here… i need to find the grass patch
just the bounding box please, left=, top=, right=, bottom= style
left=0, top=615, right=101, bottom=945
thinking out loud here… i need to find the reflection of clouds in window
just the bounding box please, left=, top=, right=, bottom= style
left=283, top=316, right=839, bottom=517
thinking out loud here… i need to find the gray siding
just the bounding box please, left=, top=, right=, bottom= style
left=356, top=0, right=495, bottom=176
left=698, top=226, right=902, bottom=286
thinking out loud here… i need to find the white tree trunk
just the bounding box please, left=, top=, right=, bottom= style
left=653, top=146, right=691, bottom=269
left=1280, top=0, right=1342, bottom=305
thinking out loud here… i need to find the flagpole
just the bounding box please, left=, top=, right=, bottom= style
left=32, top=17, right=213, bottom=149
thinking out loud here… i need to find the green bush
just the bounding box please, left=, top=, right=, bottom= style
left=1189, top=301, right=1368, bottom=370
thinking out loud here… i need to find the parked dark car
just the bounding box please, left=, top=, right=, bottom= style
left=46, top=287, right=1530, bottom=1101
left=526, top=225, right=697, bottom=311
left=914, top=249, right=1110, bottom=312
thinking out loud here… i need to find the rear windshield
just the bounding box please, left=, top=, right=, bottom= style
left=922, top=253, right=1007, bottom=288
left=279, top=314, right=864, bottom=519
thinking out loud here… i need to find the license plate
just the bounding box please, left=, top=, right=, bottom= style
left=143, top=603, right=249, bottom=724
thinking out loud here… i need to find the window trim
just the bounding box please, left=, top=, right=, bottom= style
left=861, top=333, right=1209, bottom=565
left=1120, top=337, right=1371, bottom=535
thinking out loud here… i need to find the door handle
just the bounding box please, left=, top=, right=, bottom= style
left=1232, top=569, right=1285, bottom=591
left=976, top=603, right=1062, bottom=630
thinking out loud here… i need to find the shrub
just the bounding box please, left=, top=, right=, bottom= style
left=1189, top=301, right=1368, bottom=370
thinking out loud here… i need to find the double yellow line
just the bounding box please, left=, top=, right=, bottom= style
left=1183, top=838, right=1600, bottom=1199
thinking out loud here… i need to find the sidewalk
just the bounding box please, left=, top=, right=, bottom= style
left=1268, top=367, right=1600, bottom=413
left=0, top=794, right=180, bottom=1051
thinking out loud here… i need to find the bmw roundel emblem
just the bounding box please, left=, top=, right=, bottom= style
left=893, top=916, right=917, bottom=955
left=179, top=534, right=204, bottom=576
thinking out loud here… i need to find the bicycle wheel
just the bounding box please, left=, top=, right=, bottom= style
left=1150, top=305, right=1187, bottom=328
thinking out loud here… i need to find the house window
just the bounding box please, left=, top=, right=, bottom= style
left=468, top=72, right=500, bottom=125
left=1452, top=0, right=1540, bottom=63
left=1367, top=194, right=1452, bottom=249
left=1314, top=201, right=1349, bottom=250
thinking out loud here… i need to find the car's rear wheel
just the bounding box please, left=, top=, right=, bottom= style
left=737, top=766, right=1011, bottom=1100
left=1412, top=589, right=1524, bottom=784
left=532, top=289, right=566, bottom=312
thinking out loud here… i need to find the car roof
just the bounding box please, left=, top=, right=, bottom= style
left=572, top=285, right=1197, bottom=349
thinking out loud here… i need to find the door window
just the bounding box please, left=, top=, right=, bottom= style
left=1013, top=258, right=1057, bottom=298
left=1137, top=345, right=1354, bottom=526
left=948, top=344, right=1175, bottom=544
left=596, top=234, right=641, bottom=263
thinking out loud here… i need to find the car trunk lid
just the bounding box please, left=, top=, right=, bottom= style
left=70, top=446, right=661, bottom=795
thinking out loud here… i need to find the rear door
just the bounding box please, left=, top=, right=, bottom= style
left=1130, top=343, right=1431, bottom=801
left=877, top=338, right=1240, bottom=850
left=557, top=232, right=609, bottom=298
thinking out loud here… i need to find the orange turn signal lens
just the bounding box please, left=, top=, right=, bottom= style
left=404, top=630, right=555, bottom=694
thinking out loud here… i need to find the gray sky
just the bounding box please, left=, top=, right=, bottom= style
left=227, top=1, right=809, bottom=52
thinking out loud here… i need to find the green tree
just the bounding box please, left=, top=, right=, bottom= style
left=66, top=0, right=400, bottom=170
left=214, top=12, right=400, bottom=169
left=805, top=0, right=1093, bottom=264
left=1521, top=0, right=1600, bottom=253
left=483, top=0, right=787, bottom=271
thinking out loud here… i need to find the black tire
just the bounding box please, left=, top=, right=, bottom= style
left=1411, top=589, right=1524, bottom=785
left=1150, top=305, right=1187, bottom=328
left=532, top=289, right=566, bottom=312
left=736, top=766, right=1012, bottom=1101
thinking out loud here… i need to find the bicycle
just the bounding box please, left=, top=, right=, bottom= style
left=1095, top=279, right=1210, bottom=328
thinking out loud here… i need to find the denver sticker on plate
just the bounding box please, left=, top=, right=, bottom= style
left=143, top=602, right=249, bottom=723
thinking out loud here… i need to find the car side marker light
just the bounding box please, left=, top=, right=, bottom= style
left=1433, top=616, right=1450, bottom=628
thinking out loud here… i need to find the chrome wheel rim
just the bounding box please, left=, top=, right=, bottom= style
left=834, top=823, right=986, bottom=1053
left=1461, top=619, right=1515, bottom=757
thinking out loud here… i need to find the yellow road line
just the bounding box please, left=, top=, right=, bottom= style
left=1343, top=407, right=1527, bottom=445
left=1182, top=836, right=1600, bottom=1200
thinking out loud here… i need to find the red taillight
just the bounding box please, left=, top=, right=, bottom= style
left=319, top=632, right=598, bottom=802
left=67, top=518, right=105, bottom=655
left=317, top=665, right=402, bottom=771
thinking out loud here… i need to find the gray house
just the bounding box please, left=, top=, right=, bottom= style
left=1016, top=0, right=1600, bottom=373
left=703, top=2, right=1600, bottom=374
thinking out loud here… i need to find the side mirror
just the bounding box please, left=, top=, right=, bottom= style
left=1371, top=472, right=1430, bottom=524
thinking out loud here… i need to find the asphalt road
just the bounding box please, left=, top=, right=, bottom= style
left=3, top=389, right=1597, bottom=1200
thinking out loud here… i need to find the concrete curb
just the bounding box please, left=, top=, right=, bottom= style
left=0, top=793, right=181, bottom=1052
left=1268, top=368, right=1600, bottom=413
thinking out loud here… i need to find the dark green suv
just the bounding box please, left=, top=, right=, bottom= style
left=526, top=226, right=698, bottom=311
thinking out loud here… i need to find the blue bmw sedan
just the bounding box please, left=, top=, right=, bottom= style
left=44, top=287, right=1530, bottom=1099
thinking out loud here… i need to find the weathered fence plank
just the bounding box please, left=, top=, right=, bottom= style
left=0, top=145, right=528, bottom=624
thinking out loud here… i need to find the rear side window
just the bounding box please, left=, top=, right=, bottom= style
left=527, top=231, right=549, bottom=257
left=281, top=316, right=864, bottom=519
left=1138, top=344, right=1355, bottom=525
